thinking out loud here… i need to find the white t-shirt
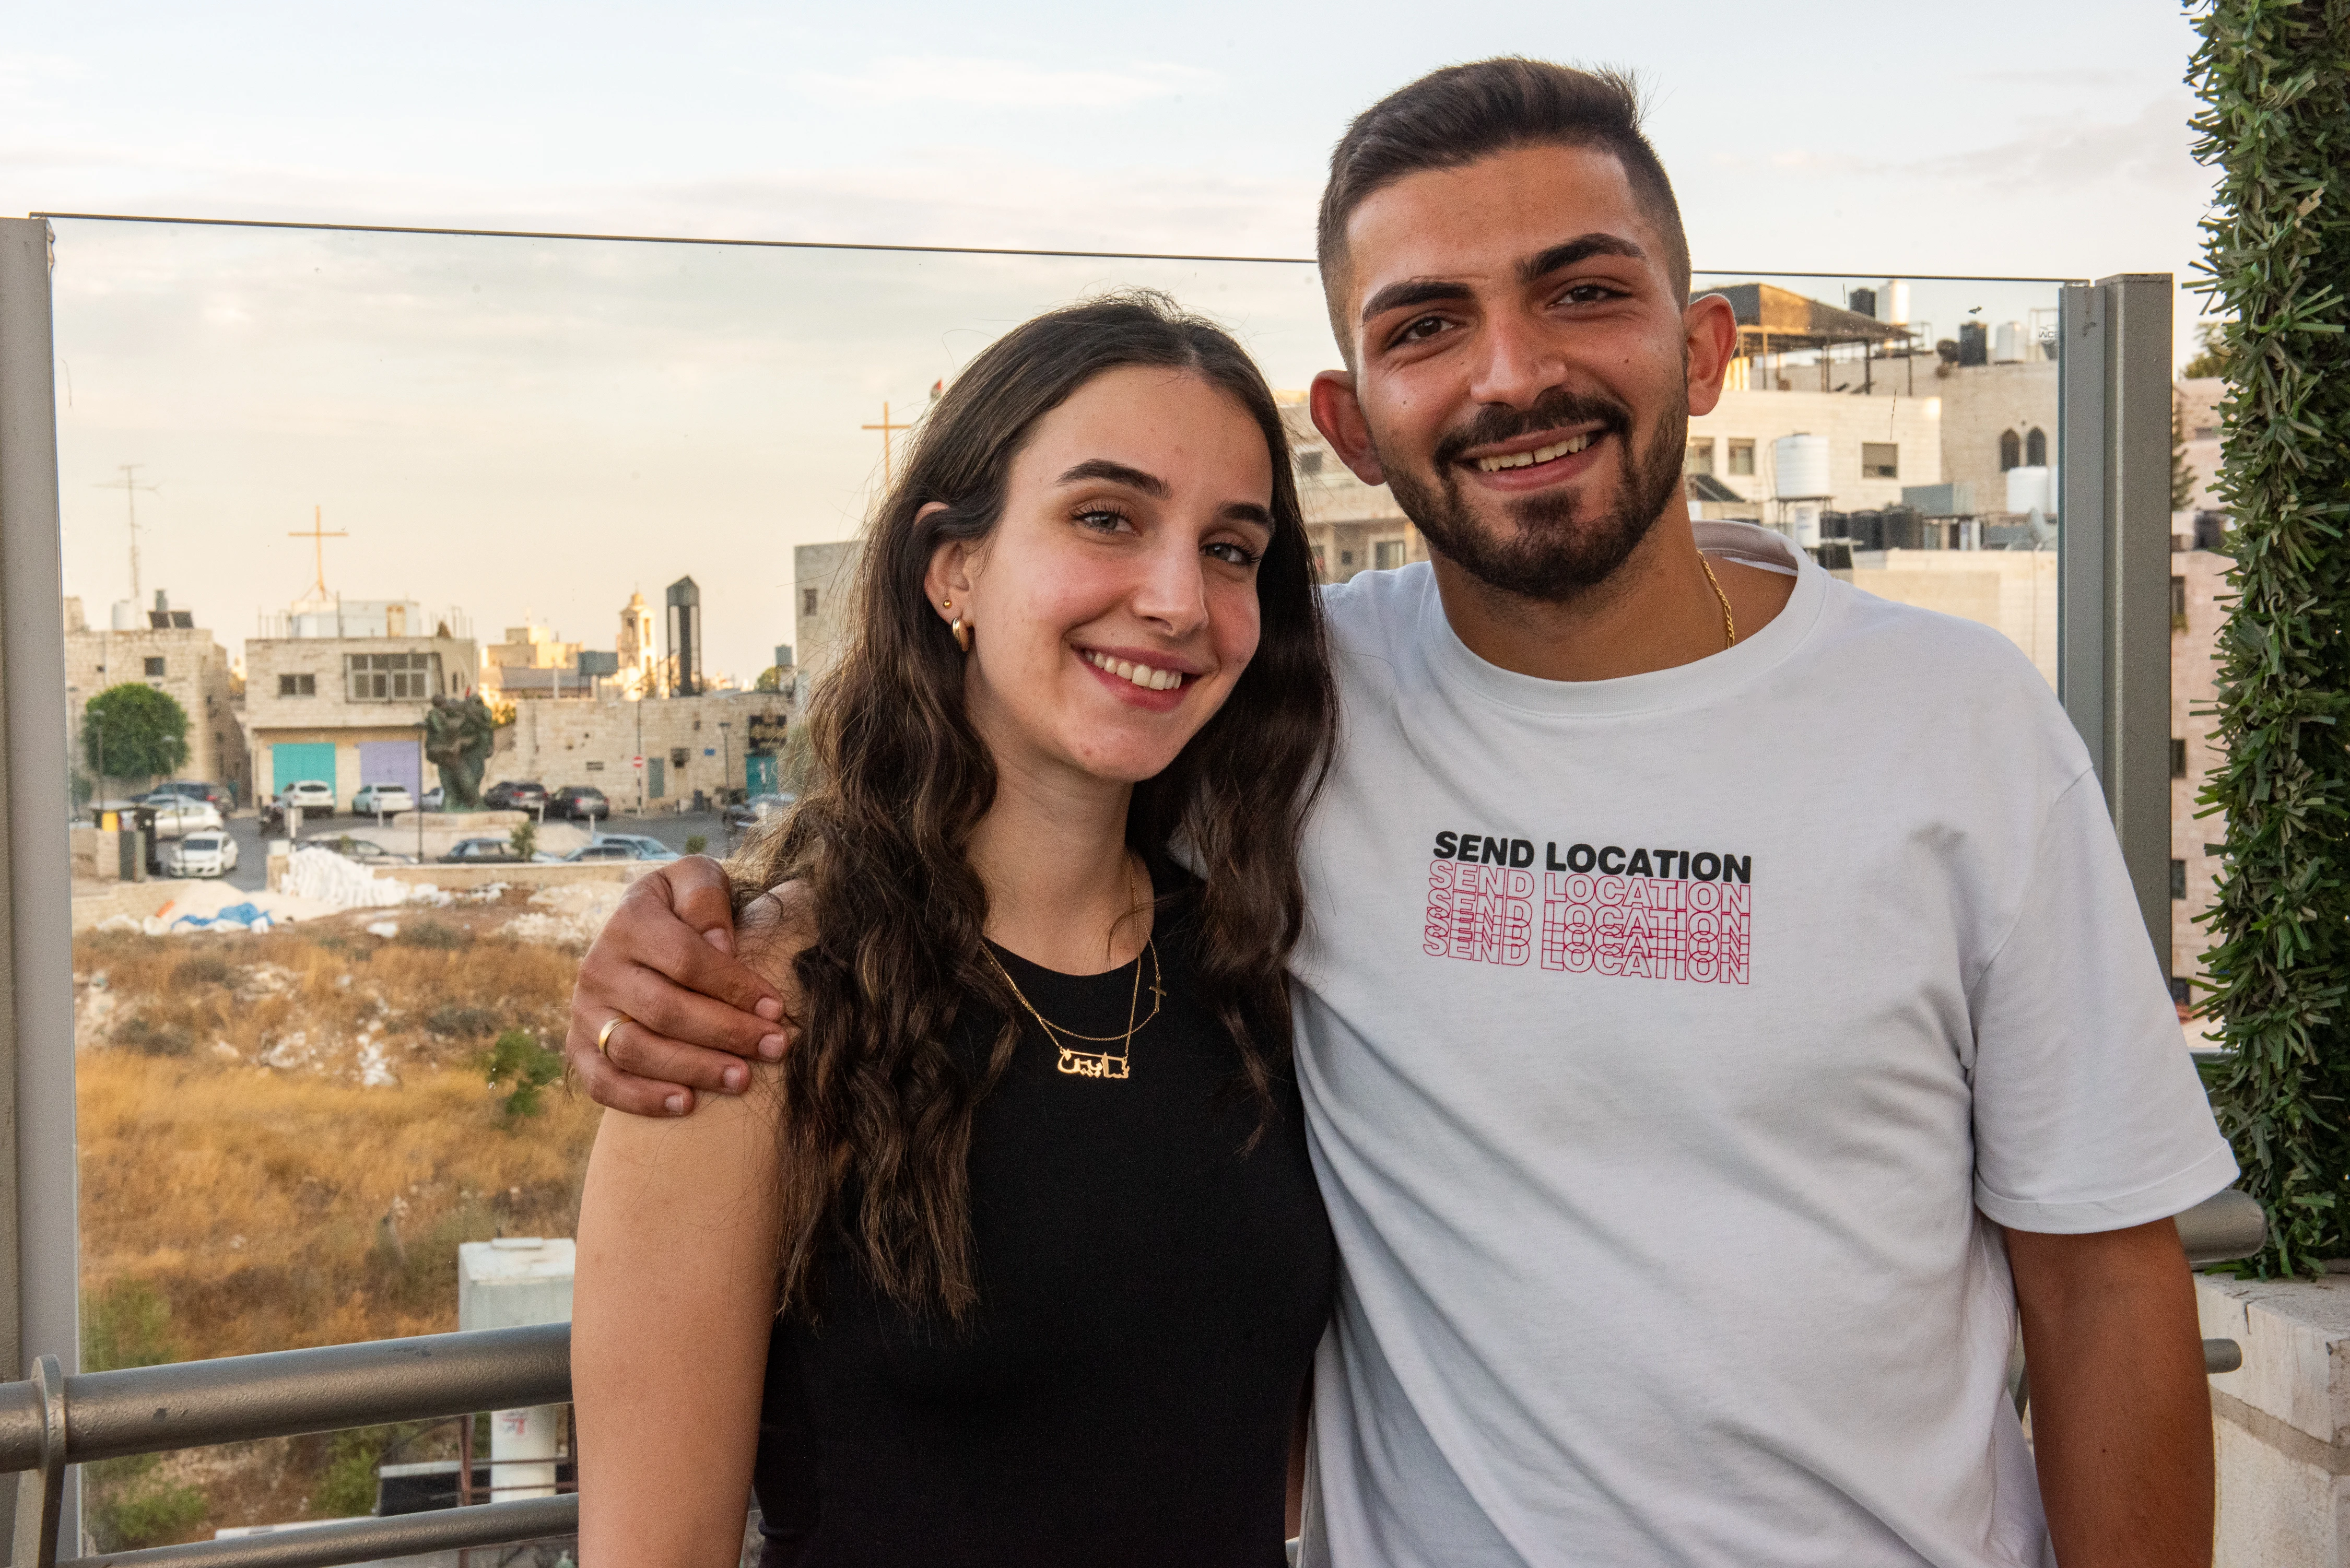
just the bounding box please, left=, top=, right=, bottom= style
left=1291, top=522, right=2235, bottom=1568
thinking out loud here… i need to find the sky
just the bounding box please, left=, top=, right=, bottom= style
left=2, top=1, right=2218, bottom=681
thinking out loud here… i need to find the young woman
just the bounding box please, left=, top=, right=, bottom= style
left=573, top=293, right=1338, bottom=1568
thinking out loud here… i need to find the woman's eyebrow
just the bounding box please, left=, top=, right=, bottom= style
left=1058, top=458, right=1169, bottom=498
left=1221, top=502, right=1273, bottom=530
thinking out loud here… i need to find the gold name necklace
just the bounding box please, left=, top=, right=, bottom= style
left=979, top=867, right=1161, bottom=1080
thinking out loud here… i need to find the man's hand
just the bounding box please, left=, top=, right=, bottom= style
left=566, top=857, right=791, bottom=1116
left=2005, top=1216, right=2213, bottom=1568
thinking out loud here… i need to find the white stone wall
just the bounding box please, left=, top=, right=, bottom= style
left=2199, top=1275, right=2350, bottom=1567
left=491, top=690, right=792, bottom=807
left=1687, top=388, right=1943, bottom=516
left=1844, top=549, right=2060, bottom=692
left=793, top=540, right=863, bottom=685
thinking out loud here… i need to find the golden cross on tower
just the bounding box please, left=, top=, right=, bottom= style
left=862, top=400, right=913, bottom=488
left=289, top=504, right=348, bottom=596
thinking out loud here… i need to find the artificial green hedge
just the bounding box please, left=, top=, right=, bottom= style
left=2189, top=0, right=2350, bottom=1276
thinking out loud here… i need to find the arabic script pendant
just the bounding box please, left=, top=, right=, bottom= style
left=1056, top=1048, right=1131, bottom=1080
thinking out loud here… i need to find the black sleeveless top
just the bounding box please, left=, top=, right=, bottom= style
left=752, top=881, right=1335, bottom=1567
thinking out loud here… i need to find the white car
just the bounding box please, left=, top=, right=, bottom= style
left=351, top=783, right=414, bottom=817
left=277, top=780, right=335, bottom=813
left=162, top=831, right=238, bottom=878
left=137, top=793, right=224, bottom=839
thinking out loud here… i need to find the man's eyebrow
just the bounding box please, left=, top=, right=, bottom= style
left=1520, top=233, right=1646, bottom=284
left=1359, top=278, right=1473, bottom=326
left=1058, top=458, right=1170, bottom=498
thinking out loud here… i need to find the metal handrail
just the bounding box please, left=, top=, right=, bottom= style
left=3, top=1324, right=572, bottom=1568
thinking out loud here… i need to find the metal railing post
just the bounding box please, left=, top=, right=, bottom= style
left=0, top=216, right=80, bottom=1557
left=2059, top=272, right=2174, bottom=972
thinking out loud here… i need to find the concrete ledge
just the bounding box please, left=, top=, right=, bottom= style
left=2198, top=1273, right=2350, bottom=1566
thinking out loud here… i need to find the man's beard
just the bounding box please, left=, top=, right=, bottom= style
left=1380, top=387, right=1689, bottom=603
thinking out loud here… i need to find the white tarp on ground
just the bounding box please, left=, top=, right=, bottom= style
left=94, top=851, right=454, bottom=935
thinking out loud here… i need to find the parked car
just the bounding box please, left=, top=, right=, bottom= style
left=722, top=793, right=795, bottom=835
left=304, top=834, right=420, bottom=866
left=351, top=783, right=415, bottom=817
left=483, top=780, right=548, bottom=813
left=562, top=838, right=679, bottom=863
left=135, top=791, right=224, bottom=839
left=420, top=786, right=444, bottom=810
left=161, top=831, right=239, bottom=878
left=588, top=833, right=681, bottom=862
left=277, top=780, right=336, bottom=814
left=438, top=836, right=555, bottom=865
left=157, top=780, right=238, bottom=811
left=549, top=785, right=608, bottom=821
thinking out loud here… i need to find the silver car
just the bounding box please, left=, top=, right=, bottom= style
left=163, top=831, right=239, bottom=878
left=137, top=792, right=225, bottom=839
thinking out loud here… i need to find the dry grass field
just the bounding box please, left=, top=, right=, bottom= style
left=73, top=904, right=604, bottom=1547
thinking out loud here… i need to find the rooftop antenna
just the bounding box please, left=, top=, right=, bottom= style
left=95, top=464, right=159, bottom=605
left=289, top=504, right=348, bottom=598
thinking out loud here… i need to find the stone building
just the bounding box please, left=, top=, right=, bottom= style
left=2172, top=545, right=2231, bottom=1003
left=1684, top=387, right=1945, bottom=521
left=618, top=592, right=659, bottom=697
left=243, top=607, right=479, bottom=805
left=62, top=593, right=248, bottom=799
left=793, top=540, right=863, bottom=688
left=492, top=689, right=792, bottom=807
left=481, top=623, right=584, bottom=700
left=1274, top=393, right=1428, bottom=583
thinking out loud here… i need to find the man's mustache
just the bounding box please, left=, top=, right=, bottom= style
left=1430, top=391, right=1635, bottom=471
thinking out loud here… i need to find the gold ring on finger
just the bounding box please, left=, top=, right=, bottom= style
left=596, top=1013, right=631, bottom=1059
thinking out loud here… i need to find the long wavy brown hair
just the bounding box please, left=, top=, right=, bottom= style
left=732, top=292, right=1335, bottom=1320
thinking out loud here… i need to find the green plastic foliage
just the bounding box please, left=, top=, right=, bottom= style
left=2189, top=0, right=2350, bottom=1276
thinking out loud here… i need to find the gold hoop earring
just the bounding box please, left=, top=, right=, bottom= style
left=951, top=617, right=972, bottom=654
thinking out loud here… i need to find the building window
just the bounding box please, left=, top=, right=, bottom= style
left=802, top=588, right=818, bottom=617
left=1296, top=450, right=1324, bottom=475
left=2171, top=738, right=2188, bottom=779
left=2171, top=575, right=2188, bottom=628
left=277, top=673, right=316, bottom=697
left=1999, top=429, right=2022, bottom=471
left=143, top=656, right=166, bottom=677
left=1862, top=443, right=1899, bottom=479
left=1340, top=550, right=1354, bottom=567
left=1374, top=540, right=1404, bottom=570
left=2171, top=859, right=2187, bottom=901
left=344, top=651, right=440, bottom=701
left=2025, top=427, right=2048, bottom=467
left=1728, top=440, right=1755, bottom=476
left=2193, top=425, right=2218, bottom=440
left=1684, top=439, right=1714, bottom=476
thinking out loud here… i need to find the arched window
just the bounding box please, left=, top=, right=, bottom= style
left=2025, top=427, right=2047, bottom=467
left=1999, top=429, right=2022, bottom=470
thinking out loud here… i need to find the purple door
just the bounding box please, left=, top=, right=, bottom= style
left=358, top=740, right=421, bottom=795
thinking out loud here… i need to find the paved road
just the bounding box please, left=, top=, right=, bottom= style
left=202, top=808, right=731, bottom=895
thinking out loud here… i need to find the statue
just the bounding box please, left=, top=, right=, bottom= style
left=424, top=693, right=497, bottom=810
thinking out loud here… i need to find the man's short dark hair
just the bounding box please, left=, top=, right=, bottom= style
left=1316, top=60, right=1691, bottom=356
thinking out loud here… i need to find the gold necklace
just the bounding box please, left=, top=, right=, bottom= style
left=1697, top=550, right=1736, bottom=649
left=978, top=866, right=1161, bottom=1080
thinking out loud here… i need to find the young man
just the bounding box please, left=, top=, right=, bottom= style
left=567, top=61, right=2230, bottom=1568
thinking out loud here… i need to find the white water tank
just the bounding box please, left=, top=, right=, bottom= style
left=1773, top=434, right=1832, bottom=499
left=458, top=1237, right=573, bottom=1501
left=1993, top=322, right=2030, bottom=363
left=1878, top=279, right=1911, bottom=326
left=110, top=599, right=141, bottom=631
left=1785, top=502, right=1823, bottom=551
left=2005, top=465, right=2054, bottom=515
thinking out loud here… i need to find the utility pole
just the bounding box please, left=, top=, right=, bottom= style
left=96, top=464, right=160, bottom=607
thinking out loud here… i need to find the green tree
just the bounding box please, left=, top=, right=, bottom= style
left=754, top=665, right=783, bottom=692
left=479, top=1028, right=562, bottom=1120
left=2189, top=0, right=2350, bottom=1277
left=2171, top=394, right=2199, bottom=512
left=2182, top=319, right=2236, bottom=379
left=81, top=683, right=189, bottom=787
left=509, top=818, right=538, bottom=861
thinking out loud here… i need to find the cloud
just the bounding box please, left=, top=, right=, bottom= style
left=792, top=55, right=1216, bottom=109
